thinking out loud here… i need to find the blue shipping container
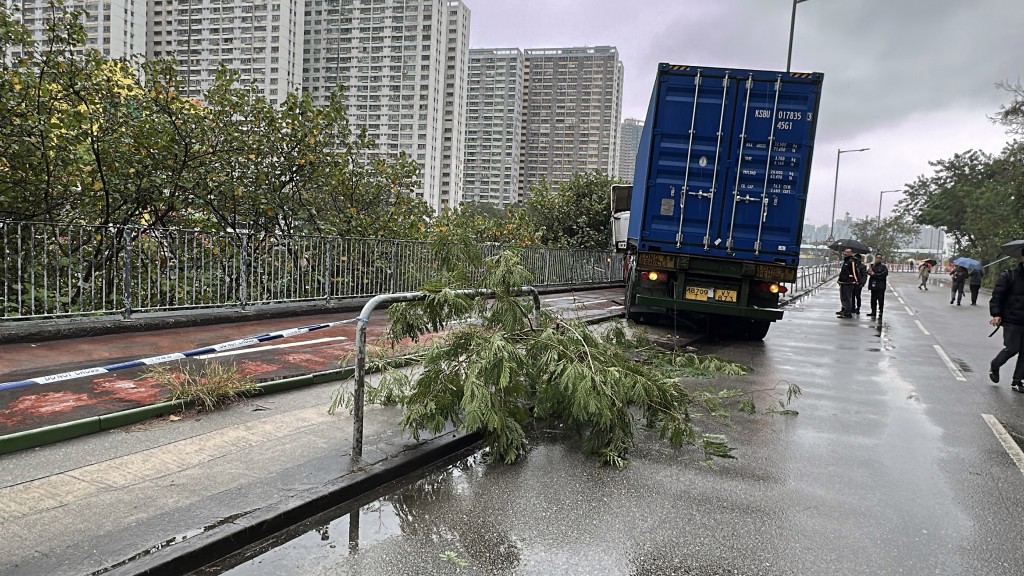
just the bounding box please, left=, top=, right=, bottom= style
left=628, top=63, right=824, bottom=266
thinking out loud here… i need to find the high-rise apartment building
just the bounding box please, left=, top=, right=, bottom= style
left=7, top=0, right=147, bottom=59
left=462, top=48, right=523, bottom=207
left=438, top=0, right=469, bottom=208
left=146, top=0, right=304, bottom=106
left=519, top=46, right=623, bottom=198
left=303, top=0, right=469, bottom=212
left=617, top=117, right=643, bottom=183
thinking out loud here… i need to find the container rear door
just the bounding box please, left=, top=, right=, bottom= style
left=721, top=72, right=819, bottom=265
left=636, top=66, right=821, bottom=266
left=635, top=69, right=738, bottom=254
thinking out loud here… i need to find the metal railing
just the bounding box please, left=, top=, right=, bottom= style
left=1, top=221, right=625, bottom=320
left=781, top=262, right=841, bottom=299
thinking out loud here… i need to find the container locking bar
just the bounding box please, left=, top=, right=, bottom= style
left=726, top=74, right=755, bottom=252
left=676, top=70, right=702, bottom=247
left=754, top=75, right=783, bottom=255
left=703, top=73, right=730, bottom=251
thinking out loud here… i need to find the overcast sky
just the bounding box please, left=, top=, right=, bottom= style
left=465, top=0, right=1022, bottom=226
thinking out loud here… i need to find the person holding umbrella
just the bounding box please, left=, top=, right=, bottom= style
left=918, top=260, right=932, bottom=290
left=969, top=266, right=984, bottom=305
left=953, top=257, right=984, bottom=304
left=836, top=248, right=859, bottom=319
left=989, top=240, right=1024, bottom=392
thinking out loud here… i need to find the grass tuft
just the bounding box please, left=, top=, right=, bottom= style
left=145, top=362, right=259, bottom=412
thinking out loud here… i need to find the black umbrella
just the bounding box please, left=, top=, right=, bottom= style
left=923, top=258, right=938, bottom=267
left=1000, top=239, right=1024, bottom=258
left=828, top=238, right=871, bottom=254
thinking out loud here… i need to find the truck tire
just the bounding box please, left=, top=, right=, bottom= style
left=709, top=317, right=771, bottom=340
left=624, top=255, right=642, bottom=322
left=742, top=320, right=772, bottom=341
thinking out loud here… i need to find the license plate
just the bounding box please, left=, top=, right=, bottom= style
left=685, top=286, right=738, bottom=303
left=754, top=264, right=797, bottom=283
left=638, top=252, right=676, bottom=269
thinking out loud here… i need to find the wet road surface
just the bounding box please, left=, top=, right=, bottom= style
left=197, top=273, right=1024, bottom=575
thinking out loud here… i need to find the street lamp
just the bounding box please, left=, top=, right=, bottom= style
left=828, top=147, right=870, bottom=241
left=877, top=189, right=901, bottom=225
left=786, top=0, right=814, bottom=73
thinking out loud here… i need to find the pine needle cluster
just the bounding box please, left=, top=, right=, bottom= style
left=363, top=247, right=794, bottom=468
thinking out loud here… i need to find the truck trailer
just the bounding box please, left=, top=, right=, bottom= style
left=613, top=63, right=824, bottom=339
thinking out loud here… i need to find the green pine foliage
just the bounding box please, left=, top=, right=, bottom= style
left=358, top=243, right=794, bottom=468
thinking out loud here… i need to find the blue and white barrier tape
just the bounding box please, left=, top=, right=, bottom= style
left=0, top=318, right=358, bottom=393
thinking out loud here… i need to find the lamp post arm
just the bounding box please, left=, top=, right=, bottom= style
left=786, top=0, right=798, bottom=73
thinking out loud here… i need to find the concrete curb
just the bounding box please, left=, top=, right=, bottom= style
left=107, top=430, right=484, bottom=576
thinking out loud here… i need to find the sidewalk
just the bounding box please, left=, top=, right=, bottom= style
left=0, top=373, right=478, bottom=576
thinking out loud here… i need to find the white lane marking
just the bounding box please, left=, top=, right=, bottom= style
left=198, top=336, right=349, bottom=359
left=543, top=296, right=577, bottom=303
left=915, top=320, right=930, bottom=335
left=582, top=299, right=610, bottom=305
left=933, top=344, right=967, bottom=381
left=605, top=305, right=625, bottom=311
left=897, top=297, right=905, bottom=304
left=904, top=306, right=915, bottom=316
left=982, top=414, right=1024, bottom=478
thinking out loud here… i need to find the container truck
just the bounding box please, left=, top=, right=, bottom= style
left=613, top=63, right=824, bottom=339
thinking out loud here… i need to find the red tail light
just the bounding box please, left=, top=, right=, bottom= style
left=644, top=270, right=668, bottom=282
left=757, top=282, right=788, bottom=294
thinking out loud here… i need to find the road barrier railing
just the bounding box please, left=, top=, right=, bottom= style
left=1, top=221, right=624, bottom=320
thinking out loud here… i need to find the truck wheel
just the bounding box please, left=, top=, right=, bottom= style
left=743, top=320, right=772, bottom=341
left=625, top=255, right=642, bottom=322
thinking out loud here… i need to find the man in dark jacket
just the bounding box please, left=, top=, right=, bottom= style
left=853, top=254, right=868, bottom=314
left=969, top=267, right=984, bottom=305
left=866, top=253, right=889, bottom=318
left=989, top=251, right=1024, bottom=392
left=836, top=248, right=859, bottom=319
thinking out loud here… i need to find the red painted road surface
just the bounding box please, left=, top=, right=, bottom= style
left=0, top=289, right=624, bottom=435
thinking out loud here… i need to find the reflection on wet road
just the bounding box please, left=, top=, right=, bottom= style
left=194, top=274, right=1024, bottom=575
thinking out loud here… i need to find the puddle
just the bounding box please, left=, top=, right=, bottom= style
left=191, top=450, right=489, bottom=575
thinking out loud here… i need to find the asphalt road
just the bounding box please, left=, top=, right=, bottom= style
left=202, top=272, right=1024, bottom=576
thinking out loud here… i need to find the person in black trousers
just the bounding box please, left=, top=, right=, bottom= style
left=969, top=267, right=984, bottom=305
left=866, top=253, right=889, bottom=318
left=836, top=249, right=859, bottom=319
left=950, top=265, right=968, bottom=305
left=853, top=253, right=867, bottom=314
left=990, top=251, right=1024, bottom=392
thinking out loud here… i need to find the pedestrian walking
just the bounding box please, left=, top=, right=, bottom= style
left=918, top=262, right=931, bottom=290
left=969, top=267, right=984, bottom=305
left=836, top=248, right=859, bottom=319
left=853, top=253, right=867, bottom=314
left=989, top=252, right=1024, bottom=392
left=950, top=265, right=968, bottom=305
left=867, top=253, right=889, bottom=318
